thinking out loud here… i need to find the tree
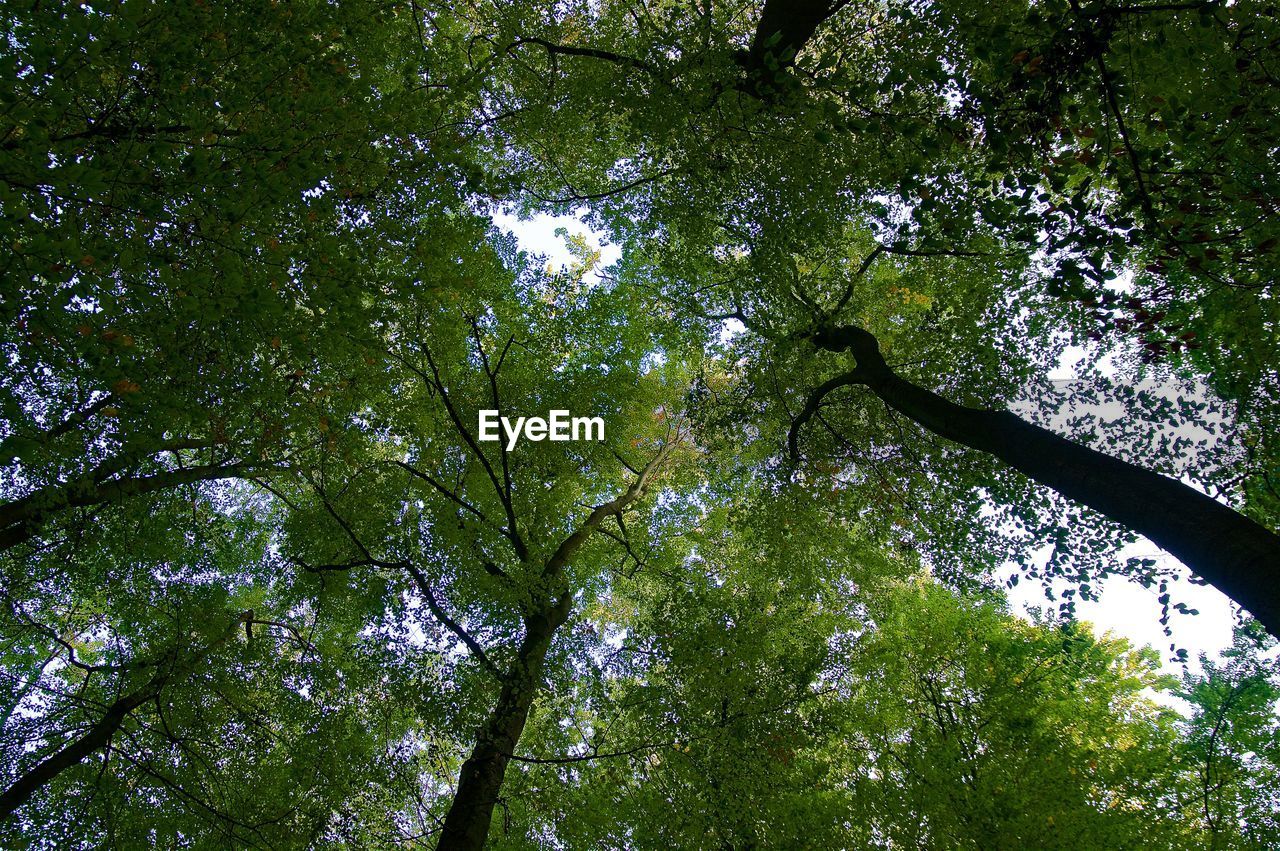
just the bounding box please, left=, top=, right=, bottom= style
left=0, top=488, right=410, bottom=846
left=3, top=1, right=1279, bottom=848
left=1, top=0, right=469, bottom=552
left=841, top=580, right=1194, bottom=849
left=1177, top=625, right=1280, bottom=849
left=451, top=0, right=1280, bottom=633
left=478, top=490, right=1212, bottom=849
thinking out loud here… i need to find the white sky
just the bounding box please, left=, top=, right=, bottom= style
left=1005, top=356, right=1238, bottom=676
left=495, top=211, right=1238, bottom=679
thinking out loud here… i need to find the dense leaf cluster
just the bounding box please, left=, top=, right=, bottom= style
left=2, top=1, right=1278, bottom=848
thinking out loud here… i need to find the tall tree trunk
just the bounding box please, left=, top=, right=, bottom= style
left=435, top=603, right=569, bottom=851
left=0, top=613, right=248, bottom=820
left=0, top=680, right=160, bottom=819
left=434, top=448, right=670, bottom=849
left=736, top=0, right=845, bottom=96
left=801, top=324, right=1280, bottom=637
left=746, top=0, right=843, bottom=70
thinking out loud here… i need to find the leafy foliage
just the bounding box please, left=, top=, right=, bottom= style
left=2, top=0, right=1278, bottom=847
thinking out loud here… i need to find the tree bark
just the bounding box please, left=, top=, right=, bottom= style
left=0, top=680, right=159, bottom=819
left=0, top=613, right=247, bottom=820
left=434, top=603, right=569, bottom=851
left=0, top=461, right=275, bottom=552
left=802, top=324, right=1280, bottom=637
left=434, top=447, right=670, bottom=850
left=745, top=0, right=843, bottom=71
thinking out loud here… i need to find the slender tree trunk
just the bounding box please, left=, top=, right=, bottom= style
left=0, top=681, right=159, bottom=819
left=434, top=449, right=669, bottom=849
left=807, top=324, right=1280, bottom=636
left=0, top=613, right=247, bottom=820
left=0, top=462, right=273, bottom=552
left=435, top=603, right=569, bottom=851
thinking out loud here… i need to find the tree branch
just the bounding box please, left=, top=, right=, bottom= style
left=510, top=36, right=663, bottom=77
left=404, top=562, right=503, bottom=681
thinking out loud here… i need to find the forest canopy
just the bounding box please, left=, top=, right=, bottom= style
left=2, top=0, right=1279, bottom=847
